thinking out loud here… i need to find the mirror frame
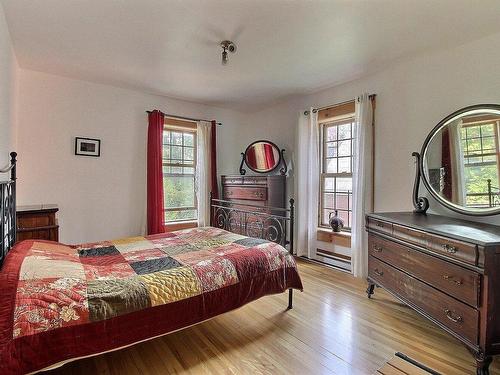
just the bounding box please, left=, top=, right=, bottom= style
left=418, top=103, right=500, bottom=216
left=239, top=140, right=287, bottom=175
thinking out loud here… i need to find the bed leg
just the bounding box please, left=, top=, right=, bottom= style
left=287, top=288, right=293, bottom=310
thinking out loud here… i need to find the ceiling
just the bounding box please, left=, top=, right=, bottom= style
left=2, top=0, right=500, bottom=111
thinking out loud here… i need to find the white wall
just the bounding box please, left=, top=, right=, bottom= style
left=245, top=31, right=500, bottom=229
left=16, top=70, right=245, bottom=243
left=0, top=4, right=18, bottom=166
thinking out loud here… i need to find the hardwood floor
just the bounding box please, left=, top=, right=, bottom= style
left=45, top=259, right=500, bottom=374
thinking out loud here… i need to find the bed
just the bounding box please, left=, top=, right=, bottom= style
left=0, top=153, right=303, bottom=374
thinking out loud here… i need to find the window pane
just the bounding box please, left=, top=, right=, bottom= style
left=481, top=124, right=495, bottom=137
left=326, top=142, right=337, bottom=157
left=172, top=132, right=183, bottom=145
left=338, top=140, right=351, bottom=157
left=323, top=193, right=334, bottom=208
left=171, top=146, right=182, bottom=159
left=482, top=137, right=496, bottom=151
left=326, top=159, right=337, bottom=173
left=163, top=132, right=171, bottom=144
left=163, top=146, right=171, bottom=159
left=325, top=177, right=334, bottom=192
left=165, top=209, right=197, bottom=222
left=336, top=177, right=352, bottom=192
left=338, top=157, right=351, bottom=173
left=335, top=193, right=350, bottom=210
left=184, top=133, right=194, bottom=146
left=164, top=176, right=195, bottom=208
left=338, top=124, right=351, bottom=140
left=183, top=167, right=195, bottom=174
left=327, top=126, right=337, bottom=141
left=184, top=147, right=194, bottom=161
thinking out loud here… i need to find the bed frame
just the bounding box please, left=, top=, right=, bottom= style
left=0, top=153, right=296, bottom=308
left=0, top=152, right=16, bottom=268
left=210, top=194, right=295, bottom=309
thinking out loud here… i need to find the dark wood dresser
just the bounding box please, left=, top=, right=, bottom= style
left=221, top=175, right=286, bottom=209
left=16, top=204, right=59, bottom=242
left=366, top=212, right=500, bottom=374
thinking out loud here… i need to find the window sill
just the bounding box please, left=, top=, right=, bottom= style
left=317, top=228, right=351, bottom=247
left=165, top=220, right=198, bottom=232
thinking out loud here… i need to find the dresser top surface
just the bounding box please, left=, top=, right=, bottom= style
left=368, top=212, right=500, bottom=246
left=17, top=204, right=59, bottom=213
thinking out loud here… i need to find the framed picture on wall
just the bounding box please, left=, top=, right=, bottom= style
left=75, top=137, right=101, bottom=157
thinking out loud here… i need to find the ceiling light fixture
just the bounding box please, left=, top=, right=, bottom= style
left=220, top=40, right=237, bottom=65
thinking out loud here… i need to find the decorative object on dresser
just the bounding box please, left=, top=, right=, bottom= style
left=16, top=204, right=59, bottom=242
left=239, top=140, right=287, bottom=175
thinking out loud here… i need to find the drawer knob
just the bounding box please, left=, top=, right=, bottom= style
left=442, top=244, right=458, bottom=253
left=374, top=269, right=384, bottom=276
left=373, top=245, right=383, bottom=252
left=444, top=308, right=463, bottom=323
left=442, top=275, right=463, bottom=285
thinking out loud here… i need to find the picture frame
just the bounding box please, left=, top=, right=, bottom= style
left=75, top=137, right=101, bottom=157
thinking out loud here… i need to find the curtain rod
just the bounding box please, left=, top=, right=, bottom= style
left=146, top=110, right=222, bottom=126
left=304, top=94, right=377, bottom=115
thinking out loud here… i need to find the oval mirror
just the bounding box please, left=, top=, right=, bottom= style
left=245, top=141, right=281, bottom=173
left=421, top=104, right=500, bottom=216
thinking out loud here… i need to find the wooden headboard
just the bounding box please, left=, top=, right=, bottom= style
left=0, top=152, right=17, bottom=268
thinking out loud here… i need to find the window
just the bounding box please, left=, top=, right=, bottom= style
left=461, top=118, right=500, bottom=208
left=162, top=120, right=197, bottom=223
left=318, top=102, right=356, bottom=231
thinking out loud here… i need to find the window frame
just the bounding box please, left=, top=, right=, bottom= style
left=460, top=119, right=500, bottom=208
left=318, top=115, right=356, bottom=231
left=162, top=120, right=198, bottom=224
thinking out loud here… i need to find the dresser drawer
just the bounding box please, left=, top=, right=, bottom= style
left=366, top=217, right=392, bottom=235
left=223, top=186, right=267, bottom=201
left=392, top=224, right=427, bottom=247
left=222, top=176, right=244, bottom=185
left=17, top=213, right=54, bottom=229
left=369, top=256, right=479, bottom=345
left=369, top=235, right=480, bottom=307
left=426, top=233, right=478, bottom=266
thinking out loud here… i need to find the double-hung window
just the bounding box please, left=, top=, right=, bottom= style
left=461, top=117, right=500, bottom=208
left=318, top=103, right=356, bottom=231
left=162, top=120, right=197, bottom=223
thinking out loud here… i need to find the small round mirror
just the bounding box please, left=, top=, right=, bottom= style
left=421, top=104, right=500, bottom=216
left=245, top=141, right=281, bottom=173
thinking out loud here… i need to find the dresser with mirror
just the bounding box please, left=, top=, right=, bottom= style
left=366, top=105, right=500, bottom=375
left=221, top=140, right=287, bottom=235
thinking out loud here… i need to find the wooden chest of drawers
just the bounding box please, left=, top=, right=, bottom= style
left=366, top=212, right=500, bottom=375
left=221, top=175, right=285, bottom=209
left=16, top=204, right=59, bottom=242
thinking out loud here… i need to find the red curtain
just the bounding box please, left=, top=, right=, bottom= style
left=210, top=120, right=219, bottom=199
left=147, top=110, right=165, bottom=235
left=442, top=128, right=452, bottom=200
left=263, top=143, right=275, bottom=169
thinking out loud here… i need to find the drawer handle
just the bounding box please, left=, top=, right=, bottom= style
left=254, top=192, right=264, bottom=198
left=442, top=275, right=463, bottom=285
left=373, top=245, right=383, bottom=252
left=374, top=269, right=384, bottom=277
left=444, top=309, right=463, bottom=323
left=375, top=222, right=384, bottom=227
left=442, top=244, right=458, bottom=253
left=226, top=191, right=233, bottom=196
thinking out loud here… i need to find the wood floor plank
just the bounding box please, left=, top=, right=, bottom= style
left=44, top=259, right=500, bottom=375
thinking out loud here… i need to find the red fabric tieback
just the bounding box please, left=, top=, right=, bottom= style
left=210, top=120, right=219, bottom=200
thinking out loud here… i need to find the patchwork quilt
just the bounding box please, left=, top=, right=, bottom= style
left=0, top=227, right=303, bottom=374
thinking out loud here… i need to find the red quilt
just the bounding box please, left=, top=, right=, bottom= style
left=0, top=227, right=303, bottom=374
